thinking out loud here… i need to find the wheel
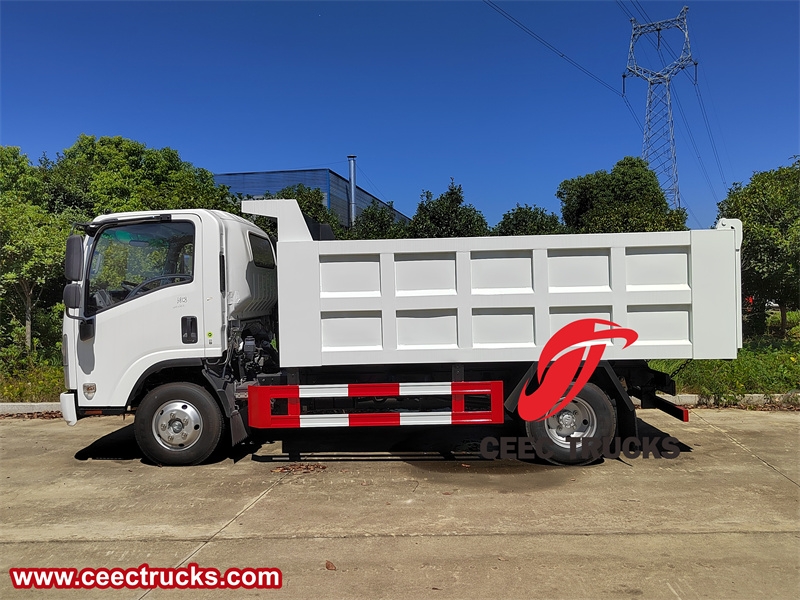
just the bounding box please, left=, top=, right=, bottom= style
left=134, top=382, right=224, bottom=466
left=523, top=383, right=616, bottom=465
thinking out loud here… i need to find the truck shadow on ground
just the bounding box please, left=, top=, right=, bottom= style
left=74, top=423, right=141, bottom=461
left=74, top=417, right=691, bottom=468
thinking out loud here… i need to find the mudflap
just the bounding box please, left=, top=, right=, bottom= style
left=202, top=369, right=249, bottom=446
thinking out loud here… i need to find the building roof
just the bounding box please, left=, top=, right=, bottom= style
left=214, top=168, right=409, bottom=225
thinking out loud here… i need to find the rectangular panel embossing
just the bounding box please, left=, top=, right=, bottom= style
left=471, top=250, right=533, bottom=294
left=395, top=253, right=456, bottom=296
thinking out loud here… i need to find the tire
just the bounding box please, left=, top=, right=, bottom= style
left=134, top=382, right=224, bottom=466
left=523, top=383, right=616, bottom=466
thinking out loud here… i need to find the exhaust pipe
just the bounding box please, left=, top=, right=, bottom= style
left=348, top=155, right=356, bottom=227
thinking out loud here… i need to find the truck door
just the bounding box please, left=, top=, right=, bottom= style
left=74, top=215, right=206, bottom=409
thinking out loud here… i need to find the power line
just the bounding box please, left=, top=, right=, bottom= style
left=356, top=165, right=388, bottom=202
left=672, top=86, right=720, bottom=204
left=700, top=71, right=736, bottom=183
left=692, top=66, right=728, bottom=189
left=482, top=0, right=642, bottom=131
left=631, top=0, right=653, bottom=24
left=483, top=0, right=618, bottom=95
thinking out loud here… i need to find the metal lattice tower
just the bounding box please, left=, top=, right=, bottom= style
left=625, top=6, right=693, bottom=208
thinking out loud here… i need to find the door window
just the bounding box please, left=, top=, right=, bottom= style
left=86, top=221, right=195, bottom=315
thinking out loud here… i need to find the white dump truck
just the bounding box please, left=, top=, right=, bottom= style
left=61, top=199, right=742, bottom=465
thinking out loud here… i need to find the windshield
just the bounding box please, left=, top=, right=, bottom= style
left=86, top=221, right=195, bottom=315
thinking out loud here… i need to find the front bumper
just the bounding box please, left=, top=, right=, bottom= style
left=60, top=391, right=78, bottom=426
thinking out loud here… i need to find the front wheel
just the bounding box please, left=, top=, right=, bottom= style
left=523, top=383, right=616, bottom=465
left=134, top=382, right=224, bottom=466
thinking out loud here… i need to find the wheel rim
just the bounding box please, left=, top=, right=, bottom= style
left=151, top=400, right=204, bottom=451
left=543, top=397, right=598, bottom=449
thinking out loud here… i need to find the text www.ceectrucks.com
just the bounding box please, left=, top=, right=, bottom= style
left=9, top=563, right=282, bottom=590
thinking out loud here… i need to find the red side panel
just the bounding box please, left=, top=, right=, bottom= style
left=247, top=385, right=300, bottom=428
left=349, top=413, right=402, bottom=427
left=248, top=380, right=505, bottom=429
left=348, top=383, right=401, bottom=397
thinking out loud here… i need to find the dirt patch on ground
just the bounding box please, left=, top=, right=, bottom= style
left=0, top=411, right=63, bottom=420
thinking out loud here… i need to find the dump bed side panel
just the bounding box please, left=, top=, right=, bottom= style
left=272, top=228, right=740, bottom=368
left=240, top=199, right=740, bottom=368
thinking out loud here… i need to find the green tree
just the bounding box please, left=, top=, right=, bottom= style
left=349, top=200, right=408, bottom=239
left=0, top=199, right=72, bottom=354
left=0, top=146, right=44, bottom=199
left=0, top=137, right=242, bottom=370
left=557, top=156, right=687, bottom=233
left=261, top=184, right=346, bottom=239
left=0, top=148, right=69, bottom=363
left=39, top=134, right=237, bottom=215
left=494, top=203, right=565, bottom=236
left=408, top=180, right=489, bottom=238
left=717, top=158, right=800, bottom=335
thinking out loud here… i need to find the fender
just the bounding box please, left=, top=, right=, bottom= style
left=124, top=358, right=204, bottom=409
left=122, top=358, right=249, bottom=446
left=73, top=358, right=206, bottom=420
left=504, top=361, right=637, bottom=439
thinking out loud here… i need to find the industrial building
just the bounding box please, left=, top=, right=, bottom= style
left=214, top=157, right=408, bottom=227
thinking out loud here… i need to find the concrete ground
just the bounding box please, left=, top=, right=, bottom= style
left=0, top=409, right=798, bottom=599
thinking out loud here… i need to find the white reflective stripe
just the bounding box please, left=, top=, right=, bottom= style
left=298, top=382, right=456, bottom=398
left=399, top=382, right=453, bottom=396
left=399, top=412, right=452, bottom=425
left=299, top=414, right=350, bottom=428
left=298, top=384, right=350, bottom=398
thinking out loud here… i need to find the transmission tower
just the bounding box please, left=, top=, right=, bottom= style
left=624, top=6, right=694, bottom=208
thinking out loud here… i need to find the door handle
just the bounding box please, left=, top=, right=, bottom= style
left=181, top=316, right=198, bottom=344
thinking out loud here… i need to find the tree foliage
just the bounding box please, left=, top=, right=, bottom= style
left=349, top=200, right=408, bottom=240
left=38, top=134, right=237, bottom=215
left=717, top=158, right=800, bottom=334
left=408, top=180, right=489, bottom=238
left=1, top=132, right=793, bottom=385
left=0, top=183, right=74, bottom=355
left=557, top=156, right=687, bottom=233
left=0, top=136, right=241, bottom=370
left=494, top=203, right=565, bottom=236
left=262, top=184, right=346, bottom=239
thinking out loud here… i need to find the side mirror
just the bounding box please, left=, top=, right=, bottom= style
left=65, top=235, right=83, bottom=282
left=63, top=283, right=81, bottom=309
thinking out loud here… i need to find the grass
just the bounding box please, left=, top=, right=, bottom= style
left=649, top=337, right=800, bottom=406
left=0, top=365, right=64, bottom=403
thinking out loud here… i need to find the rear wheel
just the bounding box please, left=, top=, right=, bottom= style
left=523, top=383, right=616, bottom=465
left=134, top=382, right=224, bottom=466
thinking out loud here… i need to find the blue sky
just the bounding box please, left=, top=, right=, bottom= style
left=2, top=1, right=798, bottom=228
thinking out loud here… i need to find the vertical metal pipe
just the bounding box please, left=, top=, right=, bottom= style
left=347, top=155, right=356, bottom=227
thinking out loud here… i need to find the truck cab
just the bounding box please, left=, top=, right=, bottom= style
left=61, top=209, right=278, bottom=464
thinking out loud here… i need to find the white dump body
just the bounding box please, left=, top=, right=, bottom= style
left=243, top=200, right=742, bottom=368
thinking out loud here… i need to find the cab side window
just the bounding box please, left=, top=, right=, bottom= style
left=86, top=221, right=195, bottom=315
left=249, top=233, right=275, bottom=269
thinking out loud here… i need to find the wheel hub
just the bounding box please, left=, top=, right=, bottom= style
left=544, top=398, right=598, bottom=449
left=557, top=410, right=576, bottom=430
left=152, top=401, right=203, bottom=450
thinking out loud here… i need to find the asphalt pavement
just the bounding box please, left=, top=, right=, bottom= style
left=1, top=409, right=798, bottom=599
